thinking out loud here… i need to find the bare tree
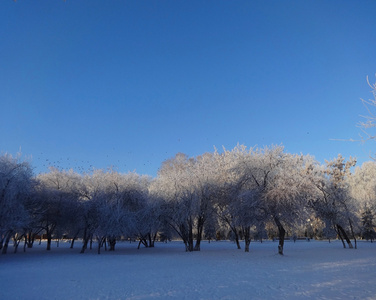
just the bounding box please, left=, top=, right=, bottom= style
left=358, top=76, right=376, bottom=149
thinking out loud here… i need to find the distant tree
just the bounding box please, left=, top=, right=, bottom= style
left=360, top=206, right=376, bottom=242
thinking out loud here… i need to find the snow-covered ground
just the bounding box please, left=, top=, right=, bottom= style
left=1, top=240, right=375, bottom=300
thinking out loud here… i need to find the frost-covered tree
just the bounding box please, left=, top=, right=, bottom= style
left=214, top=145, right=265, bottom=252
left=348, top=161, right=376, bottom=241
left=211, top=146, right=244, bottom=249
left=155, top=152, right=218, bottom=252
left=155, top=153, right=198, bottom=252
left=216, top=145, right=314, bottom=254
left=36, top=168, right=81, bottom=250
left=348, top=161, right=376, bottom=214
left=308, top=155, right=357, bottom=248
left=189, top=152, right=220, bottom=250
left=133, top=186, right=163, bottom=249
left=0, top=153, right=35, bottom=254
left=260, top=149, right=314, bottom=255
left=360, top=207, right=376, bottom=242
left=78, top=169, right=153, bottom=254
left=112, top=172, right=152, bottom=250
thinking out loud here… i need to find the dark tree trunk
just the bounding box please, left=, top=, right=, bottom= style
left=97, top=237, right=106, bottom=254
left=348, top=219, right=357, bottom=249
left=274, top=216, right=286, bottom=255
left=336, top=226, right=346, bottom=248
left=70, top=237, right=76, bottom=249
left=234, top=229, right=241, bottom=249
left=98, top=239, right=101, bottom=254
left=25, top=231, right=36, bottom=249
left=80, top=228, right=89, bottom=254
left=108, top=237, right=116, bottom=251
left=243, top=226, right=251, bottom=252
left=13, top=239, right=20, bottom=253
left=13, top=234, right=23, bottom=253
left=137, top=239, right=143, bottom=249
left=148, top=234, right=153, bottom=248
left=80, top=237, right=89, bottom=254
left=46, top=238, right=51, bottom=250
left=187, top=219, right=194, bottom=252
left=70, top=230, right=80, bottom=249
left=337, top=224, right=353, bottom=248
left=194, top=216, right=205, bottom=251
left=1, top=232, right=12, bottom=254
left=148, top=233, right=156, bottom=248
left=46, top=234, right=52, bottom=251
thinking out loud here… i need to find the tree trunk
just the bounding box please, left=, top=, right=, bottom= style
left=187, top=219, right=194, bottom=252
left=13, top=239, right=20, bottom=254
left=137, top=239, right=143, bottom=249
left=108, top=237, right=116, bottom=251
left=97, top=237, right=105, bottom=254
left=234, top=229, right=241, bottom=249
left=274, top=216, right=286, bottom=255
left=348, top=219, right=357, bottom=249
left=46, top=234, right=52, bottom=251
left=194, top=239, right=201, bottom=251
left=70, top=236, right=77, bottom=249
left=13, top=234, right=23, bottom=253
left=335, top=226, right=346, bottom=248
left=148, top=233, right=156, bottom=248
left=80, top=238, right=89, bottom=254
left=70, top=230, right=80, bottom=249
left=1, top=232, right=12, bottom=254
left=337, top=224, right=353, bottom=249
left=243, top=226, right=251, bottom=252
left=80, top=228, right=89, bottom=254
left=194, top=216, right=205, bottom=251
left=98, top=239, right=101, bottom=254
left=26, top=231, right=35, bottom=248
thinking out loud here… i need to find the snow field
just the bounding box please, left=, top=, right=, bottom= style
left=0, top=240, right=375, bottom=300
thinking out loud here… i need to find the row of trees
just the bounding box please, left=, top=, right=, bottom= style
left=1, top=145, right=376, bottom=256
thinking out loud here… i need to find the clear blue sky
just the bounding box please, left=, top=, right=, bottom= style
left=1, top=0, right=376, bottom=177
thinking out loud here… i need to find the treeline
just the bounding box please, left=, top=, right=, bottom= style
left=1, top=145, right=376, bottom=255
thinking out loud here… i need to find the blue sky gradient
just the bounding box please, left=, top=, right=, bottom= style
left=1, top=0, right=376, bottom=176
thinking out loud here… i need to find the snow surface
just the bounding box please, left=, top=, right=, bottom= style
left=1, top=240, right=375, bottom=300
